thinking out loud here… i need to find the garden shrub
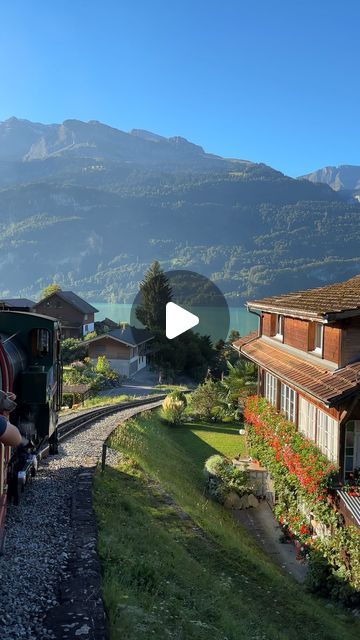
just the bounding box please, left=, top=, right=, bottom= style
left=161, top=391, right=187, bottom=425
left=204, top=454, right=226, bottom=478
left=204, top=454, right=252, bottom=504
left=189, top=379, right=222, bottom=420
left=62, top=392, right=74, bottom=408
left=63, top=355, right=120, bottom=393
left=305, top=551, right=332, bottom=597
left=61, top=337, right=88, bottom=364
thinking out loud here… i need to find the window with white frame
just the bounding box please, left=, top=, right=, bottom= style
left=280, top=383, right=296, bottom=422
left=264, top=372, right=277, bottom=406
left=317, top=409, right=338, bottom=462
left=313, top=323, right=323, bottom=353
left=344, top=422, right=356, bottom=474
left=275, top=314, right=284, bottom=339
left=298, top=396, right=316, bottom=441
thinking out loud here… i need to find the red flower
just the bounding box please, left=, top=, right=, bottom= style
left=300, top=524, right=310, bottom=535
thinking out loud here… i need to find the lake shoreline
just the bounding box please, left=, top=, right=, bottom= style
left=92, top=302, right=258, bottom=337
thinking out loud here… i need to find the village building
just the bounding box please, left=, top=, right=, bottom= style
left=86, top=326, right=153, bottom=378
left=94, top=317, right=119, bottom=334
left=0, top=298, right=35, bottom=312
left=234, top=275, right=360, bottom=528
left=33, top=291, right=98, bottom=339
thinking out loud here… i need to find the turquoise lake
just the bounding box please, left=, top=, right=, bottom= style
left=92, top=303, right=258, bottom=338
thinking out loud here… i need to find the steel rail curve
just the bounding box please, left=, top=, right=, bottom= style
left=42, top=394, right=166, bottom=455
left=17, top=394, right=167, bottom=498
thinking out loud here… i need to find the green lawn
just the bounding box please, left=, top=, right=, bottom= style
left=93, top=410, right=360, bottom=640
left=176, top=420, right=247, bottom=462
left=60, top=394, right=135, bottom=414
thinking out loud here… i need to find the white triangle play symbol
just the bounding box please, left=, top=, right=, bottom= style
left=166, top=302, right=199, bottom=339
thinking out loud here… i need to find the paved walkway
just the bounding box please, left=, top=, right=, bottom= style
left=234, top=500, right=308, bottom=583
left=99, top=367, right=159, bottom=397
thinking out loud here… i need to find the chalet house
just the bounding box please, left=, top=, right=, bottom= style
left=33, top=291, right=98, bottom=339
left=0, top=298, right=35, bottom=312
left=234, top=275, right=360, bottom=527
left=86, top=326, right=153, bottom=378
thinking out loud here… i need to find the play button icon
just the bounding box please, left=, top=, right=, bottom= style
left=130, top=268, right=230, bottom=345
left=166, top=302, right=199, bottom=339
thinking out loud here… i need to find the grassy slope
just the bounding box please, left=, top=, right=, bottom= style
left=93, top=411, right=360, bottom=640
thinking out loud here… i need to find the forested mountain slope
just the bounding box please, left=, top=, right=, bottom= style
left=0, top=117, right=359, bottom=302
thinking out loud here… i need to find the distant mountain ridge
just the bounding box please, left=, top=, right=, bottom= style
left=0, top=116, right=359, bottom=305
left=300, top=164, right=360, bottom=196
left=0, top=116, right=252, bottom=170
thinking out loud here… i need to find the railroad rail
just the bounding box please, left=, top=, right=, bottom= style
left=48, top=394, right=166, bottom=449
left=17, top=394, right=166, bottom=498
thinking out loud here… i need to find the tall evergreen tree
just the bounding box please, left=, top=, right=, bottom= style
left=136, top=261, right=172, bottom=331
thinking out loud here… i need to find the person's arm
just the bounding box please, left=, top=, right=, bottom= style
left=0, top=415, right=22, bottom=447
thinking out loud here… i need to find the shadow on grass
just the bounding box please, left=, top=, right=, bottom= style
left=165, top=424, right=221, bottom=464
left=182, top=422, right=241, bottom=435
left=164, top=422, right=244, bottom=467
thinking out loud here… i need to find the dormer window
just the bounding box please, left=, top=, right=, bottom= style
left=314, top=323, right=323, bottom=354
left=275, top=314, right=284, bottom=340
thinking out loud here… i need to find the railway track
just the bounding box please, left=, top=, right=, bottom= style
left=40, top=394, right=166, bottom=456
left=1, top=395, right=167, bottom=640
left=14, top=395, right=167, bottom=494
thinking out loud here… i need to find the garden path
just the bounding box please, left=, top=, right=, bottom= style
left=234, top=501, right=308, bottom=583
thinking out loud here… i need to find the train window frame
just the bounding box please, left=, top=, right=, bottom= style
left=31, top=328, right=51, bottom=358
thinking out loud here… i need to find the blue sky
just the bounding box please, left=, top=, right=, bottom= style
left=0, top=1, right=358, bottom=176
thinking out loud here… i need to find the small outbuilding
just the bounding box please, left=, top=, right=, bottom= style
left=86, top=326, right=153, bottom=377
left=62, top=383, right=92, bottom=407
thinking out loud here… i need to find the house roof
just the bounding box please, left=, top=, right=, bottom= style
left=232, top=331, right=258, bottom=351
left=95, top=317, right=118, bottom=329
left=36, top=291, right=98, bottom=314
left=0, top=298, right=36, bottom=308
left=248, top=275, right=360, bottom=320
left=239, top=334, right=360, bottom=407
left=88, top=326, right=153, bottom=347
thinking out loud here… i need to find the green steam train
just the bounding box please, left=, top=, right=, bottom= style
left=0, top=311, right=62, bottom=550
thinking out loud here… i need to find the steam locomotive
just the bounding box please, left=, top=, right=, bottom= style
left=0, top=311, right=62, bottom=551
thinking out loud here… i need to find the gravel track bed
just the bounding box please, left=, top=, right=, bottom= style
left=0, top=401, right=162, bottom=640
left=57, top=394, right=162, bottom=425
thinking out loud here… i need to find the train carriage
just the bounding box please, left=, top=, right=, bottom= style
left=0, top=311, right=62, bottom=551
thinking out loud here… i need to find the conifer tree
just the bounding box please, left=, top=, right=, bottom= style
left=136, top=261, right=172, bottom=331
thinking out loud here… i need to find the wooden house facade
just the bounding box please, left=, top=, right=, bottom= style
left=234, top=275, right=360, bottom=527
left=86, top=326, right=153, bottom=378
left=34, top=291, right=98, bottom=339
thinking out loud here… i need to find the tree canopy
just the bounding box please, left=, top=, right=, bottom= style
left=40, top=283, right=61, bottom=300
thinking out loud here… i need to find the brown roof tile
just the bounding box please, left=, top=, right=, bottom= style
left=241, top=338, right=360, bottom=406
left=232, top=331, right=258, bottom=350
left=248, top=274, right=360, bottom=319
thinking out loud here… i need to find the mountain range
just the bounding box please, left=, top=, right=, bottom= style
left=300, top=165, right=360, bottom=199
left=0, top=116, right=359, bottom=305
